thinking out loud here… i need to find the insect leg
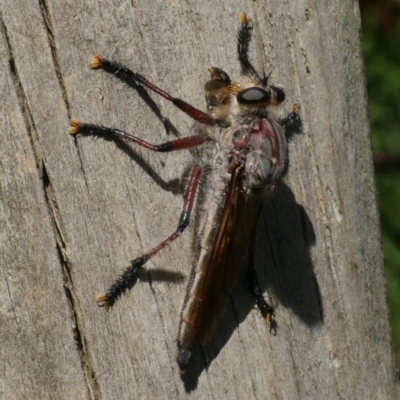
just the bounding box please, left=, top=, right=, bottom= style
left=69, top=119, right=208, bottom=152
left=96, top=165, right=202, bottom=309
left=237, top=12, right=265, bottom=85
left=250, top=274, right=277, bottom=335
left=248, top=216, right=277, bottom=334
left=280, top=103, right=299, bottom=126
left=90, top=55, right=216, bottom=126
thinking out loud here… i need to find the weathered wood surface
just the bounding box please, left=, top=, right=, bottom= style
left=1, top=1, right=399, bottom=399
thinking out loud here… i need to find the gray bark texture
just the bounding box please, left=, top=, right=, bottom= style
left=1, top=1, right=399, bottom=399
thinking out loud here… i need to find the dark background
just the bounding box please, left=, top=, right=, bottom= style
left=361, top=0, right=400, bottom=369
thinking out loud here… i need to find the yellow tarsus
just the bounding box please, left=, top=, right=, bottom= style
left=68, top=118, right=80, bottom=135
left=90, top=54, right=103, bottom=70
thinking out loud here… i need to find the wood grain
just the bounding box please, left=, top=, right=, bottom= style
left=1, top=0, right=398, bottom=399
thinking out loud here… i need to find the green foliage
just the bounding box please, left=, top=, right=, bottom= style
left=362, top=6, right=400, bottom=368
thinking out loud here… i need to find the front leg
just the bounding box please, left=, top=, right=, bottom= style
left=280, top=103, right=299, bottom=127
left=247, top=211, right=277, bottom=335
left=237, top=12, right=265, bottom=84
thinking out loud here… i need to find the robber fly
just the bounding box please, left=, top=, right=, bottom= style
left=69, top=12, right=297, bottom=373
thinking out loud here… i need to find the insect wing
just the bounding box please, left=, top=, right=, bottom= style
left=196, top=168, right=262, bottom=345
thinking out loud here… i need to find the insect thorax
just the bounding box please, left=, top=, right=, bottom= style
left=195, top=114, right=288, bottom=198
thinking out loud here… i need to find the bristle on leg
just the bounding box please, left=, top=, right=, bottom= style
left=69, top=118, right=81, bottom=135
left=90, top=54, right=103, bottom=70
left=96, top=294, right=112, bottom=310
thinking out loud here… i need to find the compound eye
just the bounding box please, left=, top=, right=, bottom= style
left=237, top=87, right=271, bottom=106
left=270, top=86, right=285, bottom=104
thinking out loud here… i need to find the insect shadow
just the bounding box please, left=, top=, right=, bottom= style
left=181, top=182, right=321, bottom=391
left=104, top=133, right=183, bottom=195
left=92, top=74, right=184, bottom=195
left=105, top=61, right=182, bottom=139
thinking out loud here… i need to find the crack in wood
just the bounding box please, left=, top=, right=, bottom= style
left=2, top=13, right=101, bottom=400
left=41, top=153, right=102, bottom=400
left=38, top=0, right=71, bottom=118
left=37, top=0, right=89, bottom=189
left=1, top=15, right=44, bottom=170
